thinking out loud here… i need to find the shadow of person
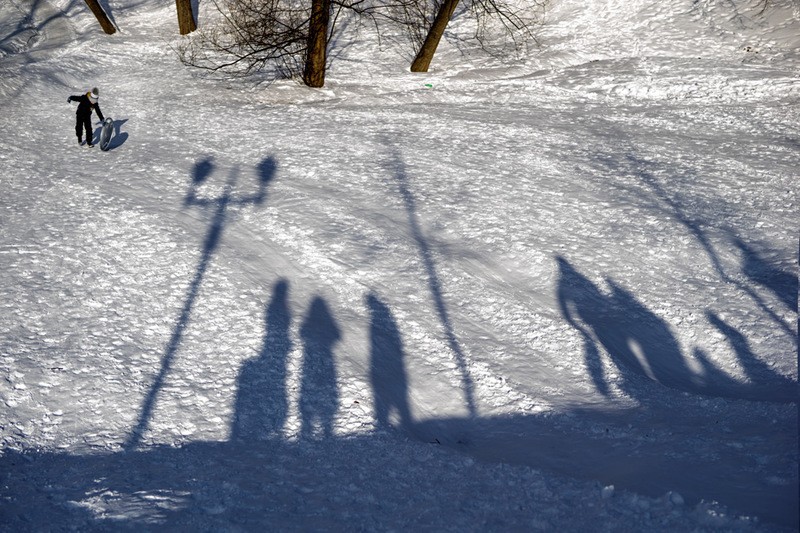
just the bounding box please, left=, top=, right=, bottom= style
left=556, top=256, right=697, bottom=397
left=299, top=297, right=341, bottom=439
left=602, top=278, right=700, bottom=393
left=231, top=279, right=292, bottom=441
left=556, top=256, right=613, bottom=396
left=733, top=237, right=797, bottom=312
left=367, top=292, right=412, bottom=431
left=557, top=256, right=694, bottom=398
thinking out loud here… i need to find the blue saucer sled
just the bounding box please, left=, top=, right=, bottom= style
left=99, top=117, right=114, bottom=151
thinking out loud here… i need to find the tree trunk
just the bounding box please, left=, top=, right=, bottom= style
left=176, top=0, right=197, bottom=35
left=303, top=0, right=331, bottom=88
left=84, top=0, right=116, bottom=35
left=410, top=0, right=459, bottom=72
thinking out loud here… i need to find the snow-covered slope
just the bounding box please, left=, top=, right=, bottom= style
left=0, top=0, right=797, bottom=530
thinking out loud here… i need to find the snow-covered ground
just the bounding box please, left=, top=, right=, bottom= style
left=0, top=0, right=797, bottom=530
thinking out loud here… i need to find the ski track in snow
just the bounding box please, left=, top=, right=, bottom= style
left=0, top=0, right=797, bottom=530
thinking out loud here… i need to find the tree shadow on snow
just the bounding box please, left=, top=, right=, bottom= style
left=0, top=0, right=75, bottom=54
left=730, top=235, right=798, bottom=313
left=599, top=152, right=796, bottom=342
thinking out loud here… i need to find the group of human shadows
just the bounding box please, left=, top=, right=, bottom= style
left=124, top=155, right=418, bottom=446
left=109, top=148, right=798, bottom=452
left=233, top=257, right=796, bottom=445
left=232, top=281, right=411, bottom=441
left=222, top=155, right=797, bottom=445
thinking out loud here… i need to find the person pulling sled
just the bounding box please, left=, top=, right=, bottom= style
left=68, top=87, right=104, bottom=147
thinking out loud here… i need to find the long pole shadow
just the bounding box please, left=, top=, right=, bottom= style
left=383, top=145, right=477, bottom=418
left=125, top=157, right=277, bottom=449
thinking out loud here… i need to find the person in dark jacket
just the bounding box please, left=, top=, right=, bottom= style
left=68, top=87, right=104, bottom=146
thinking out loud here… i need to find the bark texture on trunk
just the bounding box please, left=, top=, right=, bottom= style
left=84, top=0, right=116, bottom=35
left=303, top=0, right=331, bottom=88
left=176, top=0, right=197, bottom=35
left=410, top=0, right=460, bottom=73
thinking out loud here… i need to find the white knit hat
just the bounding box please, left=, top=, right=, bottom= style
left=88, top=87, right=99, bottom=102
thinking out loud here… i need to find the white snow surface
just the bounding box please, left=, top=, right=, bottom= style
left=0, top=0, right=798, bottom=530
